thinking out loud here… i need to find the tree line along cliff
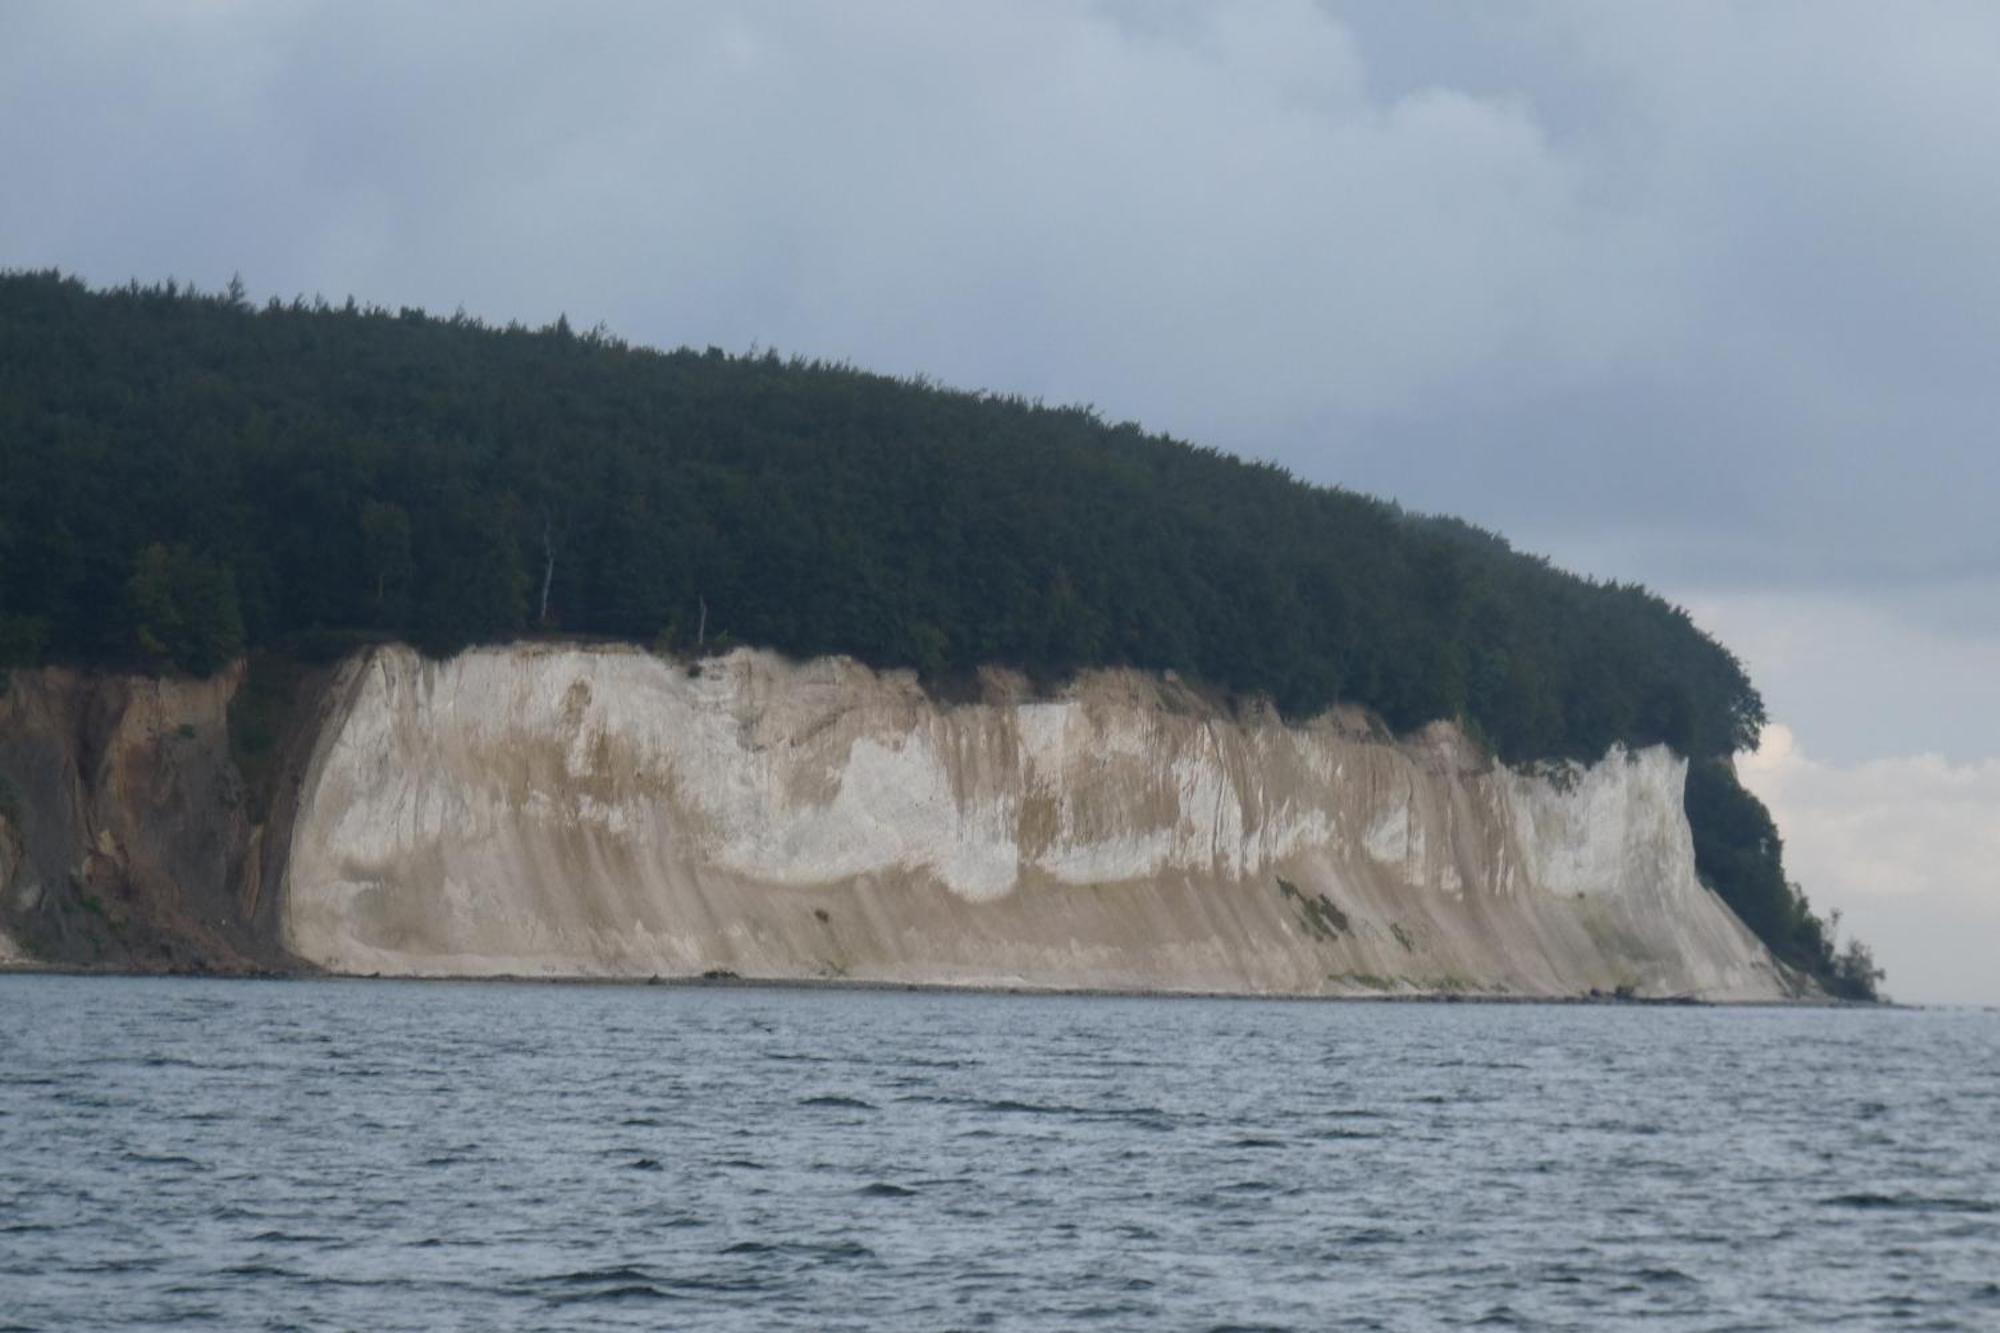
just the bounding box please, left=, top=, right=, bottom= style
left=0, top=270, right=1878, bottom=996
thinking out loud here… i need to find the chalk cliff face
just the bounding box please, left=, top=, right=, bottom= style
left=281, top=645, right=1794, bottom=999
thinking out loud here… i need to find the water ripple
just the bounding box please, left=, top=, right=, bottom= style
left=1, top=976, right=1994, bottom=1330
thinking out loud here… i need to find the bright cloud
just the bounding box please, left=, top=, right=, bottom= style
left=1739, top=724, right=2000, bottom=1005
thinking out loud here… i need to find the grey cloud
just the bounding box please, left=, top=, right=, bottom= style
left=3, top=0, right=1997, bottom=712
left=1740, top=724, right=2000, bottom=1006
left=1683, top=585, right=2000, bottom=767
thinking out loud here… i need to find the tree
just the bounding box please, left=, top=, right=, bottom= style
left=1820, top=908, right=1886, bottom=1001
left=126, top=543, right=244, bottom=675
left=1830, top=935, right=1886, bottom=1001
left=359, top=500, right=414, bottom=624
left=412, top=485, right=526, bottom=654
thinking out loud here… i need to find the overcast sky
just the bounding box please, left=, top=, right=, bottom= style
left=3, top=2, right=1994, bottom=1002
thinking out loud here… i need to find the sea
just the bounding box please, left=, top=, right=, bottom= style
left=1, top=975, right=1995, bottom=1331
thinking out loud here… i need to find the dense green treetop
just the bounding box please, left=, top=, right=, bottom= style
left=0, top=269, right=1761, bottom=760
left=0, top=269, right=1874, bottom=995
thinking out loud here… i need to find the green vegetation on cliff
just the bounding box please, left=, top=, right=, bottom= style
left=0, top=270, right=1872, bottom=995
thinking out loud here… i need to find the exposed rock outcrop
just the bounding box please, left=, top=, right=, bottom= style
left=0, top=665, right=323, bottom=973
left=0, top=806, right=27, bottom=965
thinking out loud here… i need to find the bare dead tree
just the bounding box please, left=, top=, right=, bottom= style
left=538, top=510, right=556, bottom=627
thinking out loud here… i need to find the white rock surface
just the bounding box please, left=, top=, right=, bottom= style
left=282, top=644, right=1794, bottom=998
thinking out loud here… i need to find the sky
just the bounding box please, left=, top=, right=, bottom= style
left=2, top=2, right=1994, bottom=1002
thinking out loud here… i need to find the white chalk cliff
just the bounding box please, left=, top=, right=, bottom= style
left=281, top=644, right=1793, bottom=999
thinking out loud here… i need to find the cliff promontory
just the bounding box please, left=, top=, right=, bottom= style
left=0, top=270, right=1870, bottom=995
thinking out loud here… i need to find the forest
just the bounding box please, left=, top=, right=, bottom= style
left=0, top=270, right=1878, bottom=997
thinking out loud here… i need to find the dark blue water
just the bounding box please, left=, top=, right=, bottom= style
left=1, top=977, right=1996, bottom=1330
